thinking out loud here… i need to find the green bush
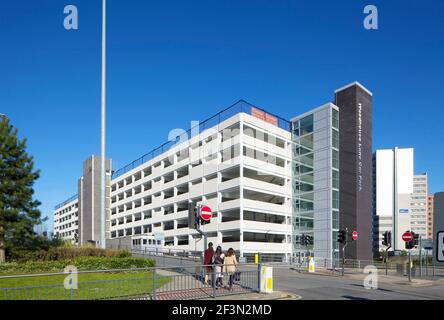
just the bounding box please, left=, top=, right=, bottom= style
left=7, top=247, right=132, bottom=262
left=0, top=256, right=156, bottom=275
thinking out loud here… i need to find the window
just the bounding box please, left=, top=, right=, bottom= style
left=333, top=149, right=339, bottom=169
left=333, top=190, right=339, bottom=209
left=332, top=129, right=339, bottom=149
left=332, top=211, right=339, bottom=230
left=299, top=114, right=314, bottom=136
left=333, top=170, right=339, bottom=189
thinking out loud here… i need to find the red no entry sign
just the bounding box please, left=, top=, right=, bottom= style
left=402, top=231, right=413, bottom=242
left=352, top=231, right=358, bottom=241
left=200, top=205, right=212, bottom=221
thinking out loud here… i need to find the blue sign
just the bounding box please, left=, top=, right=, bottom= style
left=399, top=208, right=409, bottom=214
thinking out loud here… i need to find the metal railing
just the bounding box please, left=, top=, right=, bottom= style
left=54, top=194, right=78, bottom=210
left=0, top=263, right=260, bottom=301
left=283, top=256, right=444, bottom=279
left=112, top=99, right=292, bottom=179
left=132, top=246, right=202, bottom=260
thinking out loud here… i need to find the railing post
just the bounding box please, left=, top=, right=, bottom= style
left=153, top=268, right=157, bottom=300
left=212, top=271, right=216, bottom=298
left=257, top=263, right=262, bottom=293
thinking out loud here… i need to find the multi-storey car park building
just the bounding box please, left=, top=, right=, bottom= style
left=53, top=195, right=79, bottom=244
left=108, top=100, right=294, bottom=261
left=53, top=82, right=373, bottom=263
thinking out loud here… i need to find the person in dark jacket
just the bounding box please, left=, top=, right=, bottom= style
left=203, top=242, right=214, bottom=285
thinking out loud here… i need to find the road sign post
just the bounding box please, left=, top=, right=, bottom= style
left=402, top=231, right=413, bottom=243
left=199, top=205, right=212, bottom=222
left=342, top=228, right=348, bottom=276
left=352, top=231, right=358, bottom=241
left=419, top=235, right=422, bottom=277
left=402, top=231, right=414, bottom=282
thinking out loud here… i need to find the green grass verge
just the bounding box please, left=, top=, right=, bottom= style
left=0, top=271, right=169, bottom=300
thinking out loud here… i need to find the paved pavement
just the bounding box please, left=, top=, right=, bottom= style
left=204, top=291, right=301, bottom=300
left=133, top=252, right=444, bottom=300
left=273, top=267, right=444, bottom=300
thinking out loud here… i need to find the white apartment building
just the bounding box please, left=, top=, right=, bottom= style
left=53, top=195, right=79, bottom=244
left=410, top=174, right=428, bottom=239
left=373, top=147, right=414, bottom=253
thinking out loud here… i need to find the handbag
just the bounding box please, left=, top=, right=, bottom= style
left=234, top=271, right=241, bottom=282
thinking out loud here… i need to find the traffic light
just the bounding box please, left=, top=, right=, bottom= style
left=305, top=235, right=313, bottom=245
left=337, top=230, right=347, bottom=244
left=300, top=235, right=306, bottom=246
left=300, top=234, right=313, bottom=246
left=382, top=231, right=391, bottom=247
left=405, top=231, right=417, bottom=250
left=188, top=202, right=197, bottom=229
left=413, top=232, right=420, bottom=247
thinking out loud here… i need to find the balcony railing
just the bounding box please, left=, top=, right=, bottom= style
left=54, top=194, right=78, bottom=210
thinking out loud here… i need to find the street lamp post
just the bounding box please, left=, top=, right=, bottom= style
left=100, top=0, right=107, bottom=249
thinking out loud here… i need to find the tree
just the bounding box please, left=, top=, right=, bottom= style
left=0, top=116, right=42, bottom=263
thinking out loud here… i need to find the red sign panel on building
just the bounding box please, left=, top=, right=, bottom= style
left=251, top=107, right=265, bottom=121
left=251, top=107, right=278, bottom=127
left=264, top=113, right=278, bottom=126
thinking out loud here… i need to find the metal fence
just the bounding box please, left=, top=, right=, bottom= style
left=283, top=256, right=444, bottom=279
left=0, top=263, right=260, bottom=301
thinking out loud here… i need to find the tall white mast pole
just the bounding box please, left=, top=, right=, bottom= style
left=100, top=0, right=107, bottom=249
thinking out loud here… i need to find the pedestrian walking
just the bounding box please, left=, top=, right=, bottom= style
left=203, top=242, right=214, bottom=285
left=212, top=246, right=225, bottom=287
left=223, top=248, right=237, bottom=291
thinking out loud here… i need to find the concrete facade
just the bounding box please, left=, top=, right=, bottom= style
left=78, top=156, right=112, bottom=245
left=53, top=195, right=79, bottom=244
left=428, top=194, right=434, bottom=239
left=411, top=174, right=428, bottom=239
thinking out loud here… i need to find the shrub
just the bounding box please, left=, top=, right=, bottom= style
left=0, top=256, right=156, bottom=275
left=7, top=247, right=132, bottom=262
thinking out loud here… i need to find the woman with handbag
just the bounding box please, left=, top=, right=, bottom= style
left=223, top=248, right=237, bottom=291
left=212, top=246, right=225, bottom=288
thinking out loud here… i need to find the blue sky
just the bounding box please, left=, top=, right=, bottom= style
left=0, top=0, right=443, bottom=232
